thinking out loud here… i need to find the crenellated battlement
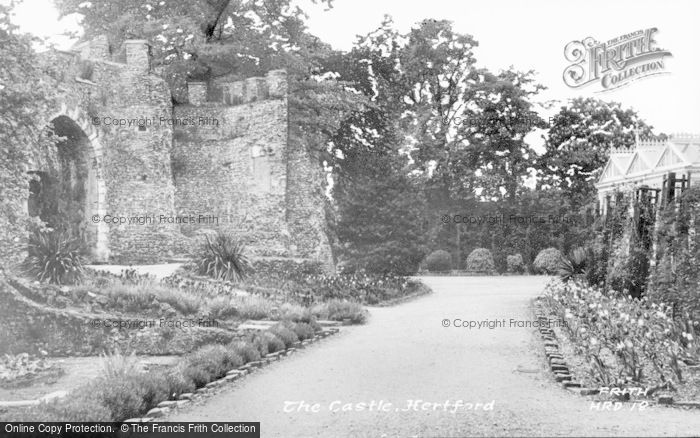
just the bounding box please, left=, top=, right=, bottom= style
left=71, top=35, right=110, bottom=61
left=68, top=36, right=288, bottom=106
left=186, top=70, right=288, bottom=106
left=70, top=35, right=151, bottom=74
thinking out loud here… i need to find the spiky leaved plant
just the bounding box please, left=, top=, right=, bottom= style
left=558, top=247, right=589, bottom=282
left=195, top=231, right=251, bottom=282
left=22, top=229, right=85, bottom=285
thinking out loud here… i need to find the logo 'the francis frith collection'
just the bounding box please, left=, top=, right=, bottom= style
left=563, top=28, right=672, bottom=92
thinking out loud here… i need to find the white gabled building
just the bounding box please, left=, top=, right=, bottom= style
left=596, top=133, right=700, bottom=214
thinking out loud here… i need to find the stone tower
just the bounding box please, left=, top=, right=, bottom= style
left=5, top=36, right=335, bottom=272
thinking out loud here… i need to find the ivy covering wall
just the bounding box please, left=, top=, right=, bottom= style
left=590, top=186, right=700, bottom=318
left=647, top=187, right=700, bottom=317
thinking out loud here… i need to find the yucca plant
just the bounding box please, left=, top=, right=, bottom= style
left=195, top=231, right=251, bottom=282
left=558, top=247, right=589, bottom=282
left=22, top=230, right=85, bottom=285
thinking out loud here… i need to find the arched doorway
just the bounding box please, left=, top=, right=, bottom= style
left=28, top=115, right=108, bottom=262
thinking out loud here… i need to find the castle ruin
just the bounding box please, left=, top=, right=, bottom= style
left=19, top=36, right=334, bottom=272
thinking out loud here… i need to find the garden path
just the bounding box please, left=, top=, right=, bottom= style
left=168, top=276, right=700, bottom=437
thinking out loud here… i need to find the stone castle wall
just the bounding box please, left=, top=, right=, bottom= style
left=172, top=72, right=291, bottom=257
left=9, top=37, right=335, bottom=270
left=36, top=41, right=186, bottom=263
left=286, top=138, right=335, bottom=271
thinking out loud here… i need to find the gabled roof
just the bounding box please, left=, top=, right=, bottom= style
left=599, top=154, right=632, bottom=181
left=654, top=146, right=686, bottom=169
left=624, top=147, right=663, bottom=175
left=597, top=134, right=700, bottom=187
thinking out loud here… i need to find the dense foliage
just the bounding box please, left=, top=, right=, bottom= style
left=533, top=248, right=563, bottom=275
left=537, top=98, right=657, bottom=208
left=465, top=248, right=495, bottom=273
left=506, top=254, right=525, bottom=274
left=334, top=151, right=427, bottom=276
left=0, top=6, right=58, bottom=264
left=647, top=187, right=700, bottom=318
left=424, top=250, right=452, bottom=272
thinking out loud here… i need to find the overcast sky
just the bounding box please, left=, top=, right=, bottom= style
left=10, top=0, right=700, bottom=139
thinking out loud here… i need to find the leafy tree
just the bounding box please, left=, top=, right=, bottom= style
left=56, top=0, right=334, bottom=85
left=0, top=5, right=57, bottom=264
left=329, top=18, right=491, bottom=274
left=538, top=97, right=657, bottom=207
left=57, top=0, right=366, bottom=162
left=345, top=17, right=482, bottom=206
left=335, top=18, right=547, bottom=264
left=333, top=148, right=427, bottom=275
left=460, top=69, right=546, bottom=201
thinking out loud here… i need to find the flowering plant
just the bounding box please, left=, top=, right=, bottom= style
left=543, top=279, right=698, bottom=389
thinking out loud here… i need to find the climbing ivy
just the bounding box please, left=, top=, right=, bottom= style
left=0, top=6, right=58, bottom=265
left=647, top=187, right=700, bottom=318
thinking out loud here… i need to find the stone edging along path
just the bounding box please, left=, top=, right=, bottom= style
left=533, top=297, right=700, bottom=409
left=122, top=327, right=341, bottom=422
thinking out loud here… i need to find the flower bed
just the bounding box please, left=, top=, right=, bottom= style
left=0, top=354, right=64, bottom=389
left=1, top=322, right=327, bottom=422
left=542, top=279, right=700, bottom=400
left=244, top=270, right=428, bottom=306
left=166, top=263, right=430, bottom=307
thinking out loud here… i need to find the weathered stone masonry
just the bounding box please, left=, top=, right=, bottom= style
left=12, top=37, right=334, bottom=271
left=173, top=72, right=290, bottom=258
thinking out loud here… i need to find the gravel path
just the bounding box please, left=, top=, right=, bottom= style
left=168, top=276, right=700, bottom=437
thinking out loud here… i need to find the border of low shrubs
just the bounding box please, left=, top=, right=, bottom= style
left=228, top=340, right=261, bottom=363
left=5, top=322, right=320, bottom=422
left=268, top=325, right=298, bottom=349
left=312, top=299, right=368, bottom=324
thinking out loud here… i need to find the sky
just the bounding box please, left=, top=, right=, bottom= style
left=302, top=0, right=699, bottom=138
left=8, top=0, right=700, bottom=141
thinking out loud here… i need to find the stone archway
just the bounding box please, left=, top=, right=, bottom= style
left=28, top=108, right=109, bottom=262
